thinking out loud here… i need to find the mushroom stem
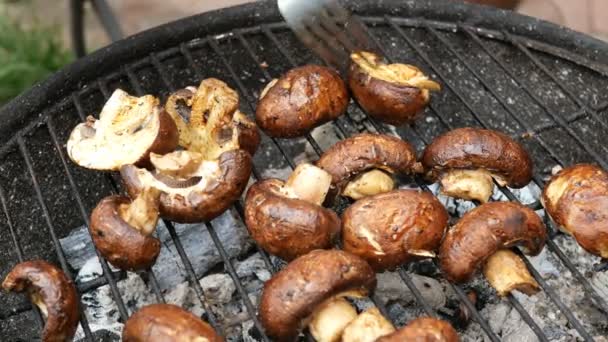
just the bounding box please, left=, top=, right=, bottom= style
left=483, top=249, right=540, bottom=297
left=119, top=187, right=161, bottom=236
left=440, top=169, right=494, bottom=203
left=150, top=150, right=203, bottom=179
left=31, top=291, right=48, bottom=317
left=341, top=307, right=395, bottom=342
left=343, top=170, right=395, bottom=200
left=308, top=297, right=358, bottom=342
left=260, top=79, right=278, bottom=99
left=282, top=163, right=332, bottom=205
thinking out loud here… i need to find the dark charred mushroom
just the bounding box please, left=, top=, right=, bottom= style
left=89, top=187, right=162, bottom=270
left=439, top=202, right=546, bottom=296
left=376, top=317, right=459, bottom=342
left=2, top=260, right=79, bottom=342
left=255, top=65, right=349, bottom=138
left=259, top=249, right=376, bottom=341
left=67, top=89, right=178, bottom=171
left=342, top=189, right=448, bottom=271
left=244, top=163, right=340, bottom=260
left=542, top=163, right=608, bottom=258
left=316, top=133, right=419, bottom=200
left=348, top=51, right=440, bottom=125
left=122, top=304, right=223, bottom=342
left=422, top=127, right=533, bottom=203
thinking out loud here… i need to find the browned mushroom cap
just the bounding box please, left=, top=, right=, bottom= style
left=542, top=164, right=608, bottom=258
left=376, top=317, right=459, bottom=342
left=259, top=249, right=376, bottom=342
left=342, top=189, right=448, bottom=271
left=255, top=65, right=349, bottom=138
left=122, top=304, right=223, bottom=342
left=67, top=89, right=178, bottom=171
left=2, top=260, right=79, bottom=342
left=245, top=163, right=340, bottom=260
left=348, top=51, right=440, bottom=125
left=316, top=133, right=418, bottom=200
left=90, top=189, right=161, bottom=271
left=422, top=127, right=533, bottom=202
left=439, top=202, right=546, bottom=283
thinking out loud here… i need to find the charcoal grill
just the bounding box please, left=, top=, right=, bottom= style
left=1, top=0, right=608, bottom=341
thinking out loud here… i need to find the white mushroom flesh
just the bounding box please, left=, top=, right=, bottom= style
left=341, top=307, right=395, bottom=342
left=483, top=249, right=540, bottom=297
left=281, top=163, right=332, bottom=205
left=308, top=297, right=358, bottom=342
left=440, top=169, right=495, bottom=203
left=31, top=291, right=48, bottom=317
left=150, top=151, right=203, bottom=179
left=118, top=187, right=161, bottom=236
left=260, top=79, right=278, bottom=99
left=343, top=170, right=395, bottom=200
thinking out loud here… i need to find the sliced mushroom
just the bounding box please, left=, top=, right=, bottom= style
left=259, top=249, right=376, bottom=341
left=376, top=317, right=459, bottom=342
left=308, top=297, right=358, bottom=342
left=349, top=51, right=440, bottom=125
left=89, top=188, right=162, bottom=271
left=341, top=307, right=396, bottom=342
left=422, top=127, right=533, bottom=203
left=439, top=202, right=547, bottom=286
left=342, top=189, right=448, bottom=271
left=67, top=89, right=178, bottom=171
left=2, top=261, right=79, bottom=342
left=483, top=249, right=539, bottom=297
left=256, top=65, right=349, bottom=138
left=244, top=163, right=340, bottom=260
left=122, top=304, right=222, bottom=342
left=316, top=133, right=418, bottom=201
left=542, top=164, right=608, bottom=258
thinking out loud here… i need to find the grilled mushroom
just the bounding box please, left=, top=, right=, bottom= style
left=341, top=307, right=396, bottom=342
left=259, top=249, right=376, bottom=341
left=256, top=65, right=349, bottom=138
left=316, top=133, right=419, bottom=201
left=376, top=317, right=459, bottom=342
left=90, top=187, right=161, bottom=270
left=120, top=79, right=255, bottom=223
left=439, top=202, right=545, bottom=295
left=245, top=163, right=340, bottom=260
left=542, top=164, right=608, bottom=258
left=67, top=89, right=178, bottom=171
left=342, top=189, right=448, bottom=271
left=422, top=127, right=533, bottom=203
left=123, top=304, right=222, bottom=342
left=2, top=261, right=79, bottom=342
left=349, top=51, right=440, bottom=125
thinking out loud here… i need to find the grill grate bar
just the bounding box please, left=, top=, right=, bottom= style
left=449, top=284, right=501, bottom=342
left=396, top=268, right=436, bottom=317
left=16, top=135, right=95, bottom=340
left=506, top=294, right=550, bottom=342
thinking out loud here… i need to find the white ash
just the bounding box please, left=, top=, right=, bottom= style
left=376, top=272, right=446, bottom=310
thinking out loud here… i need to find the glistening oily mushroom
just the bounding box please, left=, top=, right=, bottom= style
left=256, top=65, right=349, bottom=138
left=259, top=249, right=376, bottom=342
left=342, top=189, right=448, bottom=271
left=90, top=187, right=162, bottom=271
left=67, top=89, right=178, bottom=171
left=349, top=51, right=440, bottom=125
left=121, top=78, right=257, bottom=223
left=3, top=260, right=79, bottom=342
left=542, top=164, right=608, bottom=258
left=122, top=304, right=223, bottom=342
left=244, top=163, right=340, bottom=260
left=439, top=202, right=546, bottom=296
left=316, top=133, right=419, bottom=201
left=422, top=127, right=533, bottom=203
left=376, top=317, right=460, bottom=342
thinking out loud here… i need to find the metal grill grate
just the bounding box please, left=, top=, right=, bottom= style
left=1, top=3, right=608, bottom=341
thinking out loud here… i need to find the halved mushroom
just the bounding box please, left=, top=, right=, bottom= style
left=483, top=249, right=539, bottom=297
left=342, top=189, right=448, bottom=271
left=256, top=65, right=349, bottom=138
left=122, top=304, right=222, bottom=342
left=376, top=317, right=459, bottom=342
left=341, top=307, right=396, bottom=342
left=259, top=249, right=376, bottom=341
left=439, top=202, right=546, bottom=295
left=542, top=164, right=608, bottom=258
left=244, top=163, right=340, bottom=260
left=2, top=260, right=79, bottom=342
left=89, top=188, right=162, bottom=271
left=349, top=51, right=440, bottom=125
left=316, top=133, right=419, bottom=201
left=308, top=297, right=358, bottom=342
left=422, top=127, right=533, bottom=203
left=121, top=79, right=255, bottom=223
left=67, top=89, right=178, bottom=171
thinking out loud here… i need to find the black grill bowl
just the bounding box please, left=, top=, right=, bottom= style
left=1, top=0, right=608, bottom=341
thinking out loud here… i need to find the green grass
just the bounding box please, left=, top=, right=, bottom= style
left=0, top=15, right=72, bottom=104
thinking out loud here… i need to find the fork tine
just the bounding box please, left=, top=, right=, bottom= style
left=317, top=7, right=359, bottom=52
left=305, top=18, right=350, bottom=63
left=323, top=1, right=377, bottom=51
left=293, top=21, right=346, bottom=69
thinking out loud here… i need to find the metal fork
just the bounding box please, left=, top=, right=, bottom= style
left=278, top=0, right=378, bottom=74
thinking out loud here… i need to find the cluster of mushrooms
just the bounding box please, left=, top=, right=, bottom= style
left=2, top=50, right=608, bottom=341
